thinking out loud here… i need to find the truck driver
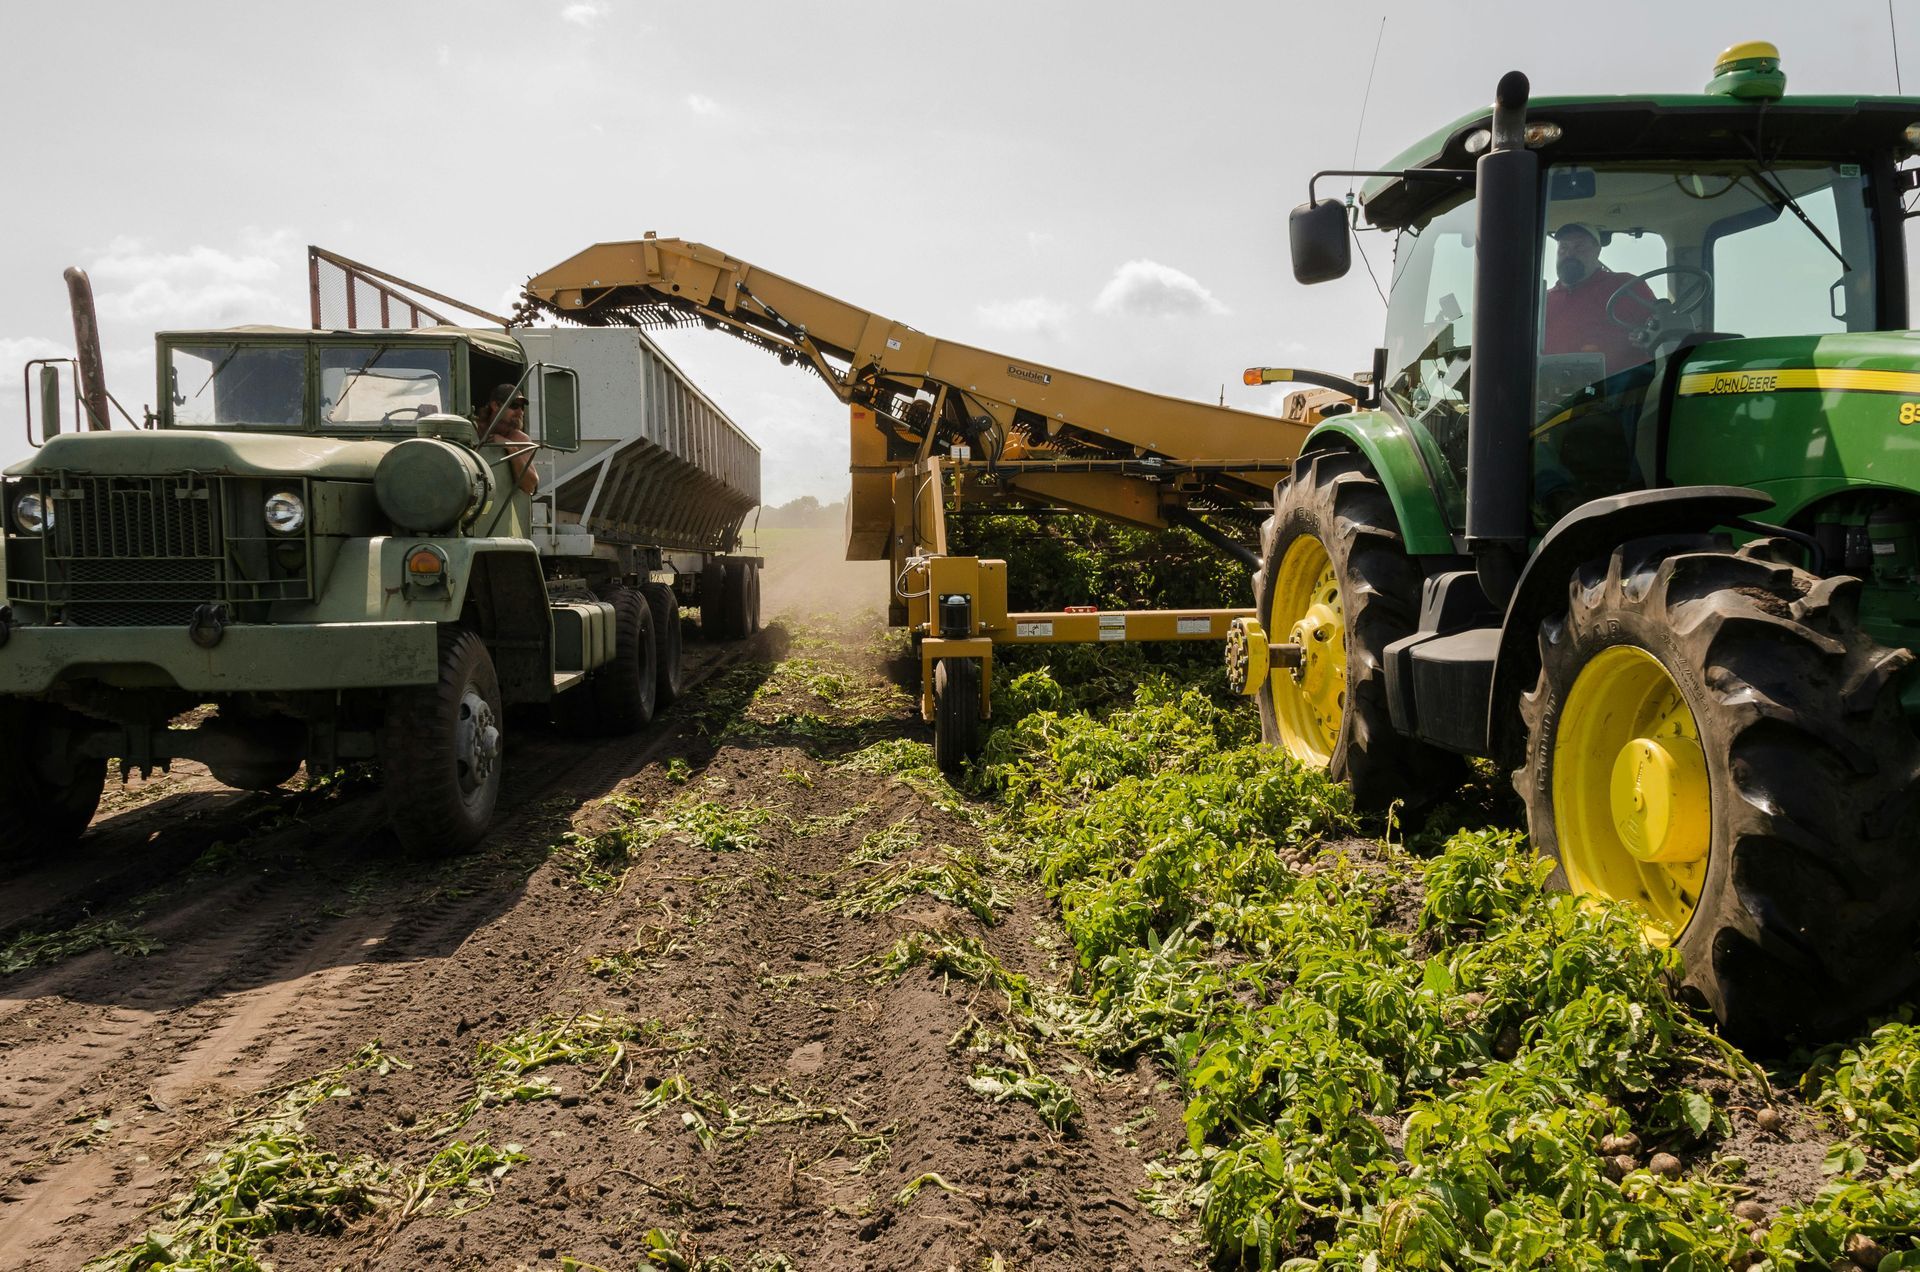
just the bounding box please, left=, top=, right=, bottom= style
left=476, top=383, right=540, bottom=494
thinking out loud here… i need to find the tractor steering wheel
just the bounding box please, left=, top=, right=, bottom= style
left=1605, top=266, right=1713, bottom=350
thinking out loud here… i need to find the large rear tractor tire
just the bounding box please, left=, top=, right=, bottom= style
left=1517, top=535, right=1920, bottom=1039
left=1254, top=449, right=1463, bottom=809
left=593, top=585, right=659, bottom=735
left=932, top=657, right=982, bottom=775
left=643, top=582, right=685, bottom=708
left=0, top=700, right=106, bottom=864
left=382, top=628, right=503, bottom=858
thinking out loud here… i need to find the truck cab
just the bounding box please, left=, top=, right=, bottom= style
left=1, top=312, right=758, bottom=862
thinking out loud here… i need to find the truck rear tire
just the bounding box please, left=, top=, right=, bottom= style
left=0, top=700, right=106, bottom=863
left=1516, top=535, right=1920, bottom=1040
left=722, top=559, right=755, bottom=641
left=594, top=585, right=659, bottom=734
left=643, top=582, right=684, bottom=708
left=381, top=628, right=503, bottom=858
left=1254, top=448, right=1463, bottom=809
left=932, top=657, right=982, bottom=774
left=701, top=559, right=730, bottom=640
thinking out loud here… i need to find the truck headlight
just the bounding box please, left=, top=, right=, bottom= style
left=13, top=492, right=51, bottom=534
left=264, top=490, right=306, bottom=534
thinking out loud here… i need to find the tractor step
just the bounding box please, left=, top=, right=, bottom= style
left=1384, top=626, right=1498, bottom=756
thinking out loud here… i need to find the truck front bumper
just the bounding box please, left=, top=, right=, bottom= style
left=0, top=620, right=441, bottom=694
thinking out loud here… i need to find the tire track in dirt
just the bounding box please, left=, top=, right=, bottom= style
left=0, top=636, right=760, bottom=1269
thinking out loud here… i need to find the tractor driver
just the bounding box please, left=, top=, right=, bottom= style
left=476, top=383, right=540, bottom=494
left=1542, top=222, right=1657, bottom=374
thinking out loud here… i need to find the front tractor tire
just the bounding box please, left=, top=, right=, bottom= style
left=1255, top=449, right=1462, bottom=809
left=381, top=628, right=504, bottom=858
left=0, top=700, right=106, bottom=864
left=1517, top=536, right=1920, bottom=1039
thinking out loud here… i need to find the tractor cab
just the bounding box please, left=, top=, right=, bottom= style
left=1333, top=46, right=1919, bottom=542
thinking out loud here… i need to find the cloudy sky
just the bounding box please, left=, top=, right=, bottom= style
left=0, top=1, right=1912, bottom=505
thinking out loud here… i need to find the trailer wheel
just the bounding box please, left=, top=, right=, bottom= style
left=1255, top=448, right=1462, bottom=808
left=746, top=564, right=762, bottom=634
left=0, top=700, right=106, bottom=863
left=1517, top=536, right=1920, bottom=1039
left=594, top=585, right=659, bottom=734
left=381, top=628, right=503, bottom=858
left=722, top=559, right=754, bottom=641
left=643, top=582, right=684, bottom=707
left=701, top=559, right=730, bottom=640
left=932, top=657, right=982, bottom=774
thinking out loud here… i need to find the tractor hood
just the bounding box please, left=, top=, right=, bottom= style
left=1672, top=330, right=1920, bottom=390
left=1664, top=329, right=1920, bottom=511
left=4, top=430, right=395, bottom=480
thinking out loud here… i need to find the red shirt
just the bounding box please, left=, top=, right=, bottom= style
left=1544, top=268, right=1656, bottom=374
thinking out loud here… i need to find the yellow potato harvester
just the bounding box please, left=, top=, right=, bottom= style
left=522, top=236, right=1329, bottom=766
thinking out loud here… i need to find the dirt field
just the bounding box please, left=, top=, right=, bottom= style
left=0, top=530, right=1199, bottom=1270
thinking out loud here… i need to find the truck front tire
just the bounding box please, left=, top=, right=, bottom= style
left=381, top=629, right=503, bottom=858
left=1517, top=535, right=1920, bottom=1039
left=0, top=700, right=106, bottom=863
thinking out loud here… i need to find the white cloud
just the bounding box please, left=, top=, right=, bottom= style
left=1024, top=230, right=1055, bottom=255
left=89, top=228, right=302, bottom=326
left=560, top=1, right=609, bottom=25
left=684, top=93, right=722, bottom=117
left=973, top=296, right=1070, bottom=335
left=0, top=335, right=67, bottom=363
left=1092, top=259, right=1229, bottom=318
left=435, top=44, right=452, bottom=68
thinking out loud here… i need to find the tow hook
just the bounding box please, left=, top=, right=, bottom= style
left=188, top=602, right=230, bottom=649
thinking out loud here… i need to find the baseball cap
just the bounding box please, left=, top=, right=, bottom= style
left=488, top=383, right=530, bottom=407
left=1552, top=221, right=1604, bottom=245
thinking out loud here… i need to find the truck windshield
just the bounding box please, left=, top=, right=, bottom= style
left=1381, top=158, right=1878, bottom=528
left=169, top=343, right=306, bottom=428
left=319, top=345, right=452, bottom=427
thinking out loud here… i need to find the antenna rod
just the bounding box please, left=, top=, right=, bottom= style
left=1893, top=0, right=1905, bottom=93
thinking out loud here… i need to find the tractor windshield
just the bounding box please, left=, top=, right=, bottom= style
left=168, top=343, right=307, bottom=429
left=1382, top=159, right=1879, bottom=528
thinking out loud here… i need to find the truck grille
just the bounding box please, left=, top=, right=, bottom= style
left=4, top=472, right=312, bottom=626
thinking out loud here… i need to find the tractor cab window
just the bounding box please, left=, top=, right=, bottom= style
left=1533, top=159, right=1878, bottom=522
left=319, top=344, right=452, bottom=428
left=168, top=343, right=306, bottom=428
left=1381, top=191, right=1478, bottom=525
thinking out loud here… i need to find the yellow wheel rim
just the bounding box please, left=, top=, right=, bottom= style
left=1553, top=645, right=1712, bottom=943
left=1267, top=535, right=1346, bottom=767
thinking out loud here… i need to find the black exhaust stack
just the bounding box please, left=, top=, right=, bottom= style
left=1464, top=71, right=1539, bottom=607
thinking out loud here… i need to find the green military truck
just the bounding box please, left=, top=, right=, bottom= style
left=4, top=286, right=762, bottom=858
left=1231, top=42, right=1920, bottom=1038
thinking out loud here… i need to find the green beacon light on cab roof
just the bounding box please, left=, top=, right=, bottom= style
left=1706, top=39, right=1786, bottom=100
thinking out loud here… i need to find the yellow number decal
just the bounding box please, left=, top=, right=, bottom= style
left=1901, top=402, right=1920, bottom=426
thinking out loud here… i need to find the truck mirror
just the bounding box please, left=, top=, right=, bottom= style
left=39, top=363, right=62, bottom=439
left=1289, top=199, right=1352, bottom=285
left=542, top=367, right=580, bottom=452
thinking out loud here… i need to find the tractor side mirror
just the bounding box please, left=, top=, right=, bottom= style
left=1289, top=199, right=1352, bottom=285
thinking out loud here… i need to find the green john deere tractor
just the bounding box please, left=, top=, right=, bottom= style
left=1228, top=42, right=1920, bottom=1039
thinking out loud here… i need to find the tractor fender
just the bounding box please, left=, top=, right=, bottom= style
left=1485, top=485, right=1774, bottom=763
left=1302, top=413, right=1456, bottom=556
